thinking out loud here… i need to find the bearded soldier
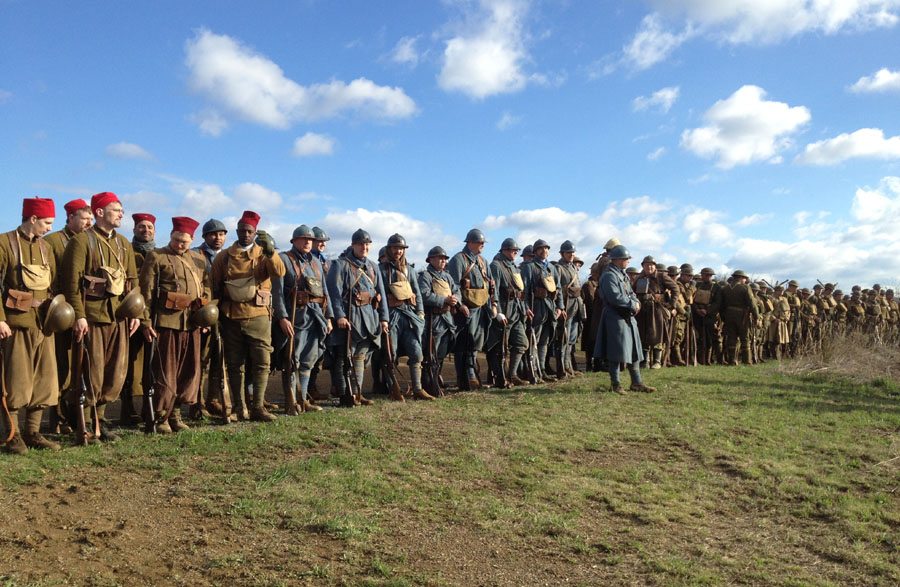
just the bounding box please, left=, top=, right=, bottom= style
left=60, top=192, right=141, bottom=442
left=1, top=198, right=66, bottom=453
left=191, top=219, right=228, bottom=420
left=139, top=217, right=211, bottom=433
left=210, top=211, right=285, bottom=422
left=42, top=198, right=92, bottom=433
left=272, top=225, right=333, bottom=414
left=768, top=285, right=791, bottom=359
left=378, top=233, right=433, bottom=401
left=486, top=238, right=529, bottom=387
left=418, top=246, right=461, bottom=391
left=448, top=229, right=499, bottom=391
left=326, top=229, right=390, bottom=407
left=555, top=240, right=583, bottom=376
left=634, top=256, right=680, bottom=369
left=671, top=264, right=696, bottom=366
left=523, top=239, right=564, bottom=381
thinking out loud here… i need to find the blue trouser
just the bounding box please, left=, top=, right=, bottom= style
left=609, top=361, right=643, bottom=386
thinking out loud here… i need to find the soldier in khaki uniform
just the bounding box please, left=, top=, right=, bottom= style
left=864, top=289, right=883, bottom=340
left=42, top=198, right=93, bottom=433
left=692, top=268, right=721, bottom=365
left=210, top=211, right=284, bottom=421
left=767, top=285, right=791, bottom=359
left=783, top=280, right=802, bottom=356
left=633, top=256, right=680, bottom=369
left=1, top=198, right=61, bottom=453
left=831, top=289, right=848, bottom=336
left=140, top=217, right=211, bottom=433
left=846, top=292, right=866, bottom=331
left=60, top=192, right=141, bottom=443
left=718, top=270, right=759, bottom=365
left=671, top=264, right=696, bottom=366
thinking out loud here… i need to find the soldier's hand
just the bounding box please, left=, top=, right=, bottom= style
left=697, top=308, right=707, bottom=317
left=129, top=318, right=140, bottom=337
left=635, top=302, right=641, bottom=316
left=143, top=326, right=158, bottom=342
left=0, top=321, right=11, bottom=339
left=526, top=308, right=534, bottom=320
left=381, top=320, right=389, bottom=334
left=326, top=319, right=334, bottom=335
left=671, top=308, right=677, bottom=317
left=337, top=317, right=351, bottom=329
left=73, top=317, right=88, bottom=342
left=446, top=294, right=458, bottom=306
left=459, top=304, right=470, bottom=318
left=555, top=309, right=564, bottom=320
left=279, top=318, right=295, bottom=338
left=256, top=231, right=276, bottom=257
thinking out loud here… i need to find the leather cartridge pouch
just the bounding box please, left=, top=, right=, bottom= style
left=83, top=275, right=108, bottom=299
left=511, top=273, right=524, bottom=291
left=693, top=289, right=711, bottom=305
left=306, top=277, right=324, bottom=298
left=225, top=276, right=257, bottom=303
left=461, top=286, right=489, bottom=308
left=432, top=278, right=452, bottom=297
left=567, top=284, right=581, bottom=298
left=5, top=289, right=36, bottom=311
left=164, top=291, right=195, bottom=311
left=534, top=286, right=548, bottom=299
left=254, top=290, right=272, bottom=307
left=353, top=291, right=372, bottom=306
left=388, top=279, right=413, bottom=301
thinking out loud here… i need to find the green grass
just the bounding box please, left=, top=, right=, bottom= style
left=2, top=362, right=900, bottom=585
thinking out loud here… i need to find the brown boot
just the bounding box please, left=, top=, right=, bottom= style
left=24, top=409, right=60, bottom=450
left=509, top=375, right=529, bottom=386
left=6, top=433, right=28, bottom=455
left=611, top=383, right=627, bottom=395
left=205, top=399, right=224, bottom=418
left=389, top=387, right=406, bottom=402
left=250, top=405, right=277, bottom=422
left=468, top=378, right=483, bottom=390
left=155, top=419, right=173, bottom=434
left=301, top=399, right=323, bottom=412
left=356, top=393, right=374, bottom=406
left=629, top=383, right=656, bottom=393
left=412, top=388, right=435, bottom=401
left=169, top=409, right=191, bottom=432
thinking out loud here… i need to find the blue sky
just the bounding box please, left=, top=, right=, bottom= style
left=3, top=0, right=900, bottom=286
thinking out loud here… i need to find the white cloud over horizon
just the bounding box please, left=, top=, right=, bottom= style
left=681, top=85, right=810, bottom=168
left=292, top=132, right=336, bottom=157
left=796, top=128, right=900, bottom=165
left=849, top=67, right=900, bottom=93
left=185, top=29, right=418, bottom=133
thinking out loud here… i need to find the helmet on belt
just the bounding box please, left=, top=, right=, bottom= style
left=464, top=228, right=486, bottom=243
left=202, top=219, right=227, bottom=236
left=533, top=239, right=550, bottom=250
left=115, top=289, right=146, bottom=320
left=500, top=237, right=519, bottom=251
left=189, top=301, right=219, bottom=328
left=291, top=224, right=314, bottom=240
left=387, top=233, right=408, bottom=248
left=521, top=244, right=534, bottom=257
left=351, top=228, right=372, bottom=244
left=312, top=226, right=330, bottom=241
left=426, top=246, right=449, bottom=260
left=609, top=245, right=631, bottom=260
left=42, top=294, right=75, bottom=335
left=559, top=240, right=576, bottom=253
left=604, top=237, right=620, bottom=251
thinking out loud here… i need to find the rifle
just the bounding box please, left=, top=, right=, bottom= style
left=0, top=347, right=14, bottom=443
left=382, top=330, right=406, bottom=400
left=661, top=311, right=676, bottom=366
left=67, top=339, right=90, bottom=445
left=523, top=291, right=542, bottom=384
left=342, top=290, right=361, bottom=405
left=142, top=270, right=161, bottom=434
left=422, top=309, right=443, bottom=397
left=284, top=271, right=299, bottom=414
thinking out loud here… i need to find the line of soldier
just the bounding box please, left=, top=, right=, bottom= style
left=3, top=194, right=897, bottom=454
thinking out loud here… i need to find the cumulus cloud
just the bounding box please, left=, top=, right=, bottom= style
left=438, top=0, right=532, bottom=99
left=105, top=142, right=154, bottom=160
left=735, top=213, right=772, bottom=227
left=390, top=36, right=421, bottom=67
left=796, top=128, right=900, bottom=165
left=185, top=29, right=417, bottom=132
left=496, top=111, right=521, bottom=130
left=849, top=67, right=900, bottom=93
left=647, top=147, right=666, bottom=161
left=680, top=85, right=810, bottom=169
left=189, top=109, right=229, bottom=137
left=624, top=1, right=900, bottom=70
left=292, top=132, right=336, bottom=157
left=683, top=208, right=734, bottom=243
left=633, top=86, right=680, bottom=113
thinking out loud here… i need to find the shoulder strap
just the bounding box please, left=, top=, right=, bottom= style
left=86, top=230, right=100, bottom=271
left=6, top=232, right=20, bottom=265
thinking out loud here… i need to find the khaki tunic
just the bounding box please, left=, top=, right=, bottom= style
left=210, top=243, right=285, bottom=320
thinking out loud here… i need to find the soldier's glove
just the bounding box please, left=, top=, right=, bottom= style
left=255, top=231, right=276, bottom=257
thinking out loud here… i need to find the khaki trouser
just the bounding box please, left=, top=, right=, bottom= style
left=198, top=324, right=225, bottom=407
left=72, top=321, right=128, bottom=406
left=220, top=315, right=272, bottom=407
left=1, top=327, right=59, bottom=410
left=151, top=328, right=202, bottom=419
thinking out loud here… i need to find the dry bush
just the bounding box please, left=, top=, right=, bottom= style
left=777, top=329, right=900, bottom=385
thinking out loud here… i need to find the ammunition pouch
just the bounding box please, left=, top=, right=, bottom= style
left=461, top=286, right=490, bottom=308
left=83, top=275, right=108, bottom=299
left=225, top=276, right=257, bottom=303
left=163, top=291, right=195, bottom=311
left=4, top=288, right=42, bottom=311
left=254, top=290, right=272, bottom=308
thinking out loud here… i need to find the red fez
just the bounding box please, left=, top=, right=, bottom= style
left=90, top=191, right=119, bottom=212
left=64, top=199, right=89, bottom=217
left=132, top=213, right=156, bottom=226
left=238, top=210, right=261, bottom=228
left=22, top=197, right=56, bottom=218
left=171, top=216, right=200, bottom=238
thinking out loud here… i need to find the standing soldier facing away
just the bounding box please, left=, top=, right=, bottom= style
left=60, top=192, right=142, bottom=443
left=210, top=211, right=285, bottom=422
left=139, top=217, right=211, bottom=433
left=1, top=197, right=67, bottom=453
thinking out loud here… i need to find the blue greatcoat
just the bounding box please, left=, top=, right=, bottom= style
left=594, top=263, right=644, bottom=364
left=326, top=247, right=390, bottom=347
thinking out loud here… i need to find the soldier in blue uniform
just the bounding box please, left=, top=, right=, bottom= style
left=523, top=239, right=564, bottom=381
left=486, top=238, right=530, bottom=387
left=418, top=246, right=461, bottom=392
left=272, top=225, right=333, bottom=414
left=555, top=240, right=583, bottom=377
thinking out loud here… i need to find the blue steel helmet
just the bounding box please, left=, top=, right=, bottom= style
left=500, top=237, right=519, bottom=251
left=312, top=226, right=330, bottom=241
left=521, top=244, right=534, bottom=257
left=426, top=246, right=449, bottom=260
left=291, top=224, right=314, bottom=240
left=351, top=228, right=372, bottom=244
left=387, top=233, right=408, bottom=248
left=464, top=228, right=486, bottom=243
left=559, top=240, right=576, bottom=253
left=609, top=245, right=631, bottom=260
left=532, top=238, right=550, bottom=251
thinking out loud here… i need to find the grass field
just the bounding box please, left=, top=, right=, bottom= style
left=2, top=361, right=900, bottom=585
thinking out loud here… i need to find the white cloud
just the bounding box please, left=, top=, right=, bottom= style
left=849, top=67, right=900, bottom=93
left=189, top=109, right=229, bottom=136
left=633, top=86, right=680, bottom=113
left=735, top=213, right=772, bottom=227
left=647, top=146, right=666, bottom=161
left=496, top=111, right=521, bottom=130
left=185, top=29, right=417, bottom=132
left=437, top=0, right=532, bottom=99
left=391, top=36, right=421, bottom=67
left=683, top=208, right=734, bottom=243
left=105, top=142, right=154, bottom=160
left=680, top=85, right=810, bottom=168
left=292, top=132, right=336, bottom=157
left=0, top=89, right=11, bottom=104
left=796, top=128, right=900, bottom=165
left=625, top=2, right=900, bottom=70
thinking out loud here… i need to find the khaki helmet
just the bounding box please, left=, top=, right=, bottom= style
left=604, top=237, right=620, bottom=251
left=42, top=294, right=75, bottom=335
left=115, top=288, right=146, bottom=320
left=190, top=301, right=219, bottom=328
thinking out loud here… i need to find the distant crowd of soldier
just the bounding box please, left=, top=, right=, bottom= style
left=2, top=193, right=896, bottom=454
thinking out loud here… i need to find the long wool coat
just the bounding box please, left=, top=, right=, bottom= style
left=594, top=263, right=643, bottom=364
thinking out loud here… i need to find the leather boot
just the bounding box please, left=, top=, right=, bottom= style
left=412, top=388, right=435, bottom=401
left=282, top=372, right=300, bottom=416
left=24, top=409, right=60, bottom=450
left=119, top=390, right=142, bottom=426
left=650, top=349, right=663, bottom=369
left=509, top=374, right=529, bottom=386
left=6, top=433, right=28, bottom=455
left=169, top=408, right=191, bottom=432
left=630, top=382, right=657, bottom=393
left=389, top=385, right=406, bottom=402
left=640, top=349, right=650, bottom=369
left=301, top=399, right=323, bottom=412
